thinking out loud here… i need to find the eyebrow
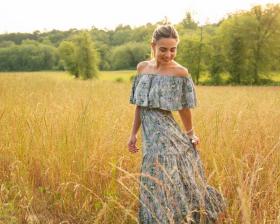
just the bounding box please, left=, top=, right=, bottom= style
left=159, top=47, right=177, bottom=49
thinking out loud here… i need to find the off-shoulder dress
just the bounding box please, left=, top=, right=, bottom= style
left=129, top=73, right=227, bottom=224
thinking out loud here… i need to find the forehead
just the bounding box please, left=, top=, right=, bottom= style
left=156, top=38, right=178, bottom=48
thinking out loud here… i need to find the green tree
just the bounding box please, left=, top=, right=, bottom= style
left=220, top=4, right=280, bottom=84
left=244, top=4, right=280, bottom=84
left=111, top=25, right=132, bottom=45
left=176, top=36, right=206, bottom=84
left=228, top=35, right=246, bottom=84
left=0, top=41, right=57, bottom=71
left=0, top=41, right=15, bottom=48
left=208, top=38, right=225, bottom=85
left=181, top=12, right=198, bottom=30
left=110, top=42, right=149, bottom=70
left=58, top=41, right=79, bottom=77
left=74, top=32, right=99, bottom=79
left=59, top=31, right=99, bottom=79
left=219, top=15, right=249, bottom=84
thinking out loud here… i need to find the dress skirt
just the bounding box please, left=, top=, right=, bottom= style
left=138, top=107, right=226, bottom=224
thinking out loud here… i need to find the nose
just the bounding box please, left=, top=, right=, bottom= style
left=165, top=51, right=171, bottom=58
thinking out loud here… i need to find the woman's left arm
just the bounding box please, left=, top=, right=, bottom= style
left=178, top=108, right=193, bottom=133
left=178, top=108, right=200, bottom=145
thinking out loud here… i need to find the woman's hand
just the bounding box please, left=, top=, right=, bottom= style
left=190, top=134, right=200, bottom=145
left=188, top=134, right=200, bottom=149
left=127, top=135, right=140, bottom=153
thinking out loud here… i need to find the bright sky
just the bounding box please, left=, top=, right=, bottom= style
left=1, top=0, right=280, bottom=34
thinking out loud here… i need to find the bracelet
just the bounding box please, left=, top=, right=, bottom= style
left=188, top=134, right=196, bottom=139
left=185, top=128, right=194, bottom=134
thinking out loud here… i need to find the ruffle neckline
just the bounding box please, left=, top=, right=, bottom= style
left=136, top=73, right=193, bottom=79
left=129, top=73, right=198, bottom=111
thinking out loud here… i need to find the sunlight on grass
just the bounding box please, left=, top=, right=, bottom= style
left=0, top=71, right=279, bottom=223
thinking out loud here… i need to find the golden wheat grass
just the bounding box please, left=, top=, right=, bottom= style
left=0, top=71, right=279, bottom=223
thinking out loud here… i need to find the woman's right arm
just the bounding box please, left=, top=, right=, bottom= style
left=131, top=105, right=141, bottom=136
left=128, top=61, right=147, bottom=153
left=130, top=62, right=144, bottom=137
left=128, top=106, right=141, bottom=153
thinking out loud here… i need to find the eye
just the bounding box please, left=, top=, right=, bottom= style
left=159, top=47, right=176, bottom=53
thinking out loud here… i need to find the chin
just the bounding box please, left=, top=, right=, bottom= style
left=160, top=59, right=171, bottom=63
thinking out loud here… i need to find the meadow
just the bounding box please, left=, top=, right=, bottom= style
left=0, top=71, right=279, bottom=223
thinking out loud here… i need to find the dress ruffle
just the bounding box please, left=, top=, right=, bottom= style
left=129, top=74, right=198, bottom=111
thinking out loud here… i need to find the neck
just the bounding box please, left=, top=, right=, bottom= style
left=153, top=59, right=172, bottom=69
left=155, top=59, right=161, bottom=69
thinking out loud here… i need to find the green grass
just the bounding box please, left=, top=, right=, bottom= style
left=98, top=70, right=135, bottom=81
left=269, top=71, right=280, bottom=82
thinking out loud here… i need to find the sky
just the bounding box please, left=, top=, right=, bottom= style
left=1, top=0, right=280, bottom=34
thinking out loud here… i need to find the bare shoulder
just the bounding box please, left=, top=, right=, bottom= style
left=136, top=61, right=150, bottom=74
left=173, top=64, right=189, bottom=77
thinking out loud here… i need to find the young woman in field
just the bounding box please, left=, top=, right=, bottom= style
left=127, top=24, right=227, bottom=223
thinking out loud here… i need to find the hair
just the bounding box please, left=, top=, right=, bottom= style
left=150, top=23, right=180, bottom=59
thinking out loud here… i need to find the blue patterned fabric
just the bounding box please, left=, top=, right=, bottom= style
left=130, top=74, right=198, bottom=111
left=129, top=73, right=227, bottom=223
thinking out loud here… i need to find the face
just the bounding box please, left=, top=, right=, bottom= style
left=151, top=38, right=178, bottom=64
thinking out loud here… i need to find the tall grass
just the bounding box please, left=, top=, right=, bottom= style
left=0, top=71, right=279, bottom=223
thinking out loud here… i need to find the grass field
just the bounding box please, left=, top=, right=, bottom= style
left=0, top=71, right=280, bottom=223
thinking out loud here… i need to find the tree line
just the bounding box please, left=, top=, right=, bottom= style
left=0, top=4, right=279, bottom=84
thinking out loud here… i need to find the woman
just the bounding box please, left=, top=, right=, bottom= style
left=127, top=24, right=227, bottom=224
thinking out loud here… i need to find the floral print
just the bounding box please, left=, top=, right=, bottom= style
left=129, top=74, right=227, bottom=223
left=130, top=74, right=198, bottom=111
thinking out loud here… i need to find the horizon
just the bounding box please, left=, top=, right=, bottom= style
left=1, top=0, right=280, bottom=34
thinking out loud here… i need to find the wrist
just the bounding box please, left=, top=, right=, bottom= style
left=185, top=128, right=196, bottom=139
left=185, top=128, right=194, bottom=135
left=130, top=133, right=137, bottom=137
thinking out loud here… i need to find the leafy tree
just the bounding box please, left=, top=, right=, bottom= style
left=244, top=4, right=280, bottom=84
left=111, top=25, right=132, bottom=45
left=59, top=31, right=99, bottom=79
left=58, top=41, right=79, bottom=77
left=94, top=42, right=112, bottom=70
left=181, top=12, right=198, bottom=30
left=0, top=41, right=57, bottom=71
left=0, top=41, right=15, bottom=48
left=228, top=34, right=246, bottom=84
left=208, top=37, right=225, bottom=85
left=219, top=15, right=249, bottom=84
left=74, top=32, right=99, bottom=79
left=1, top=4, right=279, bottom=85
left=176, top=36, right=206, bottom=84
left=110, top=42, right=149, bottom=70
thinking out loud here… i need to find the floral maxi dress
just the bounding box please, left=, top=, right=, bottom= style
left=129, top=73, right=227, bottom=224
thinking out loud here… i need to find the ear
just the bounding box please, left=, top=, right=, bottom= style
left=150, top=42, right=156, bottom=53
